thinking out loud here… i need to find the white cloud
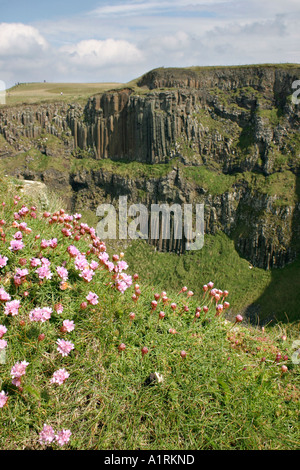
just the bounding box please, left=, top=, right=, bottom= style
left=0, top=23, right=48, bottom=57
left=60, top=38, right=144, bottom=67
left=90, top=0, right=229, bottom=17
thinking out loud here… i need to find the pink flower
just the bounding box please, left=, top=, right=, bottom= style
left=67, top=245, right=80, bottom=258
left=90, top=260, right=99, bottom=271
left=98, top=252, right=109, bottom=264
left=61, top=319, right=75, bottom=333
left=50, top=368, right=70, bottom=385
left=10, top=360, right=29, bottom=378
left=216, top=304, right=224, bottom=314
left=55, top=429, right=72, bottom=447
left=0, top=390, right=8, bottom=408
left=0, top=288, right=11, bottom=302
left=41, top=257, right=51, bottom=266
left=56, top=266, right=69, bottom=281
left=105, top=261, right=114, bottom=272
left=9, top=239, right=24, bottom=251
left=0, top=339, right=7, bottom=349
left=74, top=254, right=89, bottom=271
left=29, top=307, right=52, bottom=323
left=4, top=300, right=20, bottom=316
left=56, top=339, right=74, bottom=357
left=116, top=260, right=128, bottom=272
left=30, top=257, right=41, bottom=267
left=79, top=268, right=95, bottom=282
left=36, top=265, right=53, bottom=280
left=235, top=314, right=243, bottom=323
left=40, top=239, right=50, bottom=249
left=54, top=303, right=64, bottom=314
left=13, top=231, right=23, bottom=240
left=0, top=255, right=8, bottom=268
left=49, top=238, right=58, bottom=248
left=86, top=292, right=98, bottom=305
left=19, top=222, right=28, bottom=231
left=39, top=424, right=55, bottom=445
left=0, top=325, right=7, bottom=338
left=15, top=268, right=28, bottom=277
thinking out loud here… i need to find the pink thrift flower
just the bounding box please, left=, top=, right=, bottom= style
left=50, top=368, right=70, bottom=385
left=36, top=265, right=53, bottom=280
left=98, top=252, right=109, bottom=264
left=56, top=266, right=69, bottom=281
left=54, top=303, right=64, bottom=314
left=30, top=257, right=41, bottom=267
left=0, top=255, right=8, bottom=268
left=13, top=231, right=23, bottom=240
left=41, top=257, right=51, bottom=266
left=79, top=268, right=94, bottom=282
left=86, top=292, right=98, bottom=305
left=56, top=339, right=74, bottom=357
left=39, top=424, right=55, bottom=445
left=40, top=239, right=50, bottom=249
left=0, top=288, right=11, bottom=302
left=10, top=360, right=29, bottom=378
left=29, top=307, right=52, bottom=323
left=49, top=238, right=58, bottom=248
left=4, top=300, right=21, bottom=316
left=9, top=239, right=24, bottom=251
left=61, top=320, right=74, bottom=333
left=18, top=206, right=29, bottom=217
left=235, top=314, right=243, bottom=323
left=105, top=261, right=114, bottom=272
left=74, top=254, right=89, bottom=271
left=90, top=260, right=99, bottom=271
left=16, top=267, right=28, bottom=277
left=67, top=245, right=80, bottom=258
left=0, top=390, right=8, bottom=408
left=0, top=339, right=7, bottom=349
left=55, top=429, right=72, bottom=447
left=19, top=222, right=28, bottom=231
left=0, top=325, right=7, bottom=338
left=116, top=260, right=128, bottom=272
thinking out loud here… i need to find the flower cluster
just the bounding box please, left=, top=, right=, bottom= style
left=0, top=193, right=135, bottom=447
left=39, top=424, right=71, bottom=447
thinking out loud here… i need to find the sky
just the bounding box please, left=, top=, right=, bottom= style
left=0, top=0, right=299, bottom=89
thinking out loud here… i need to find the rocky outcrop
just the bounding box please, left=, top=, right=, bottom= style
left=0, top=65, right=299, bottom=269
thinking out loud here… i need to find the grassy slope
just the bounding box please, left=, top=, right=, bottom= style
left=5, top=82, right=124, bottom=106
left=123, top=236, right=300, bottom=325
left=0, top=176, right=299, bottom=451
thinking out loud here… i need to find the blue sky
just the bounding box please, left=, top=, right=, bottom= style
left=0, top=0, right=299, bottom=88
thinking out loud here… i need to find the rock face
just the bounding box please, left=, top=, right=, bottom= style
left=0, top=65, right=299, bottom=269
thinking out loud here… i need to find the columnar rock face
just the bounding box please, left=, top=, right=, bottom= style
left=0, top=65, right=299, bottom=269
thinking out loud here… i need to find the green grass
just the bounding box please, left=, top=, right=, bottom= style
left=182, top=166, right=238, bottom=195
left=71, top=156, right=178, bottom=179
left=4, top=82, right=124, bottom=106
left=0, top=176, right=299, bottom=450
left=124, top=233, right=300, bottom=324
